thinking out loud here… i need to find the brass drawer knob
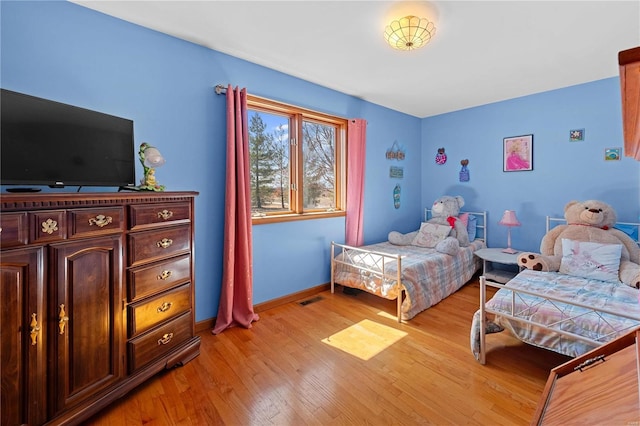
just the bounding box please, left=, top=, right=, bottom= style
left=156, top=238, right=173, bottom=249
left=157, top=333, right=174, bottom=346
left=157, top=302, right=173, bottom=313
left=88, top=214, right=113, bottom=228
left=42, top=218, right=58, bottom=235
left=157, top=270, right=173, bottom=280
left=157, top=210, right=174, bottom=220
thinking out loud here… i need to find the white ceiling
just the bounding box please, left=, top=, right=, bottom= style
left=72, top=0, right=640, bottom=118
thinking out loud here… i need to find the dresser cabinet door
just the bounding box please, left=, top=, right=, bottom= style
left=49, top=236, right=123, bottom=415
left=0, top=247, right=46, bottom=426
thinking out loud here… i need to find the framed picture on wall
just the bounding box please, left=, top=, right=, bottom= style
left=604, top=147, right=621, bottom=161
left=503, top=134, right=533, bottom=172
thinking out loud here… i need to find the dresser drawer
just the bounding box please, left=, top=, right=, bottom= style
left=69, top=207, right=124, bottom=238
left=127, top=311, right=193, bottom=372
left=128, top=254, right=191, bottom=301
left=29, top=210, right=67, bottom=243
left=127, top=283, right=192, bottom=338
left=129, top=202, right=191, bottom=231
left=128, top=225, right=191, bottom=267
left=533, top=329, right=640, bottom=425
left=0, top=212, right=28, bottom=247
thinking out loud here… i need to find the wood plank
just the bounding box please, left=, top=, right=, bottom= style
left=86, top=276, right=571, bottom=425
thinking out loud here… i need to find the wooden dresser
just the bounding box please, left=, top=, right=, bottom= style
left=0, top=191, right=200, bottom=426
left=531, top=328, right=640, bottom=425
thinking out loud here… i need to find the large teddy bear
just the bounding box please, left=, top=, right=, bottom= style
left=389, top=195, right=469, bottom=255
left=517, top=200, right=640, bottom=288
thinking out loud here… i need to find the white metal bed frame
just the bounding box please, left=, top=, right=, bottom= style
left=331, top=209, right=487, bottom=322
left=477, top=216, right=640, bottom=364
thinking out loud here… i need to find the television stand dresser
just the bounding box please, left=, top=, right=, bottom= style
left=0, top=191, right=200, bottom=425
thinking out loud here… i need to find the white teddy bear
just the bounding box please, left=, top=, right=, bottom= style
left=389, top=195, right=469, bottom=255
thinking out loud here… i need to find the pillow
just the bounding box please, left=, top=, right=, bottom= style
left=559, top=238, right=622, bottom=283
left=412, top=222, right=452, bottom=248
left=458, top=212, right=469, bottom=227
left=466, top=214, right=477, bottom=242
left=456, top=212, right=476, bottom=241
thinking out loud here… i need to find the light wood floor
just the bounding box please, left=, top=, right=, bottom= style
left=86, top=276, right=571, bottom=425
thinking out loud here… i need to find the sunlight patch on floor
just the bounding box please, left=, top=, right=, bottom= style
left=376, top=310, right=399, bottom=321
left=321, top=319, right=407, bottom=360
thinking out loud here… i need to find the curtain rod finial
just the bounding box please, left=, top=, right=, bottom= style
left=214, top=84, right=227, bottom=95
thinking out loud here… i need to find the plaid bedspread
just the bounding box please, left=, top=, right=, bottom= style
left=334, top=240, right=484, bottom=320
left=474, top=269, right=640, bottom=358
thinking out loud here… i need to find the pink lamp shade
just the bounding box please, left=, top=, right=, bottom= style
left=499, top=210, right=520, bottom=253
left=499, top=210, right=521, bottom=227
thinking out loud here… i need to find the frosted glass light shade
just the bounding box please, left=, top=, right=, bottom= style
left=384, top=15, right=436, bottom=51
left=142, top=147, right=166, bottom=167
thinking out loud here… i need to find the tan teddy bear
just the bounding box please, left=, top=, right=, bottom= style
left=518, top=200, right=640, bottom=288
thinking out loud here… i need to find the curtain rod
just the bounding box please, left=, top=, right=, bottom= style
left=212, top=85, right=357, bottom=123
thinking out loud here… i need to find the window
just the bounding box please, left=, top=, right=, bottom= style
left=247, top=95, right=346, bottom=223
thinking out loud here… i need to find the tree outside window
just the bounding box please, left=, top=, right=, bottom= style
left=247, top=96, right=346, bottom=223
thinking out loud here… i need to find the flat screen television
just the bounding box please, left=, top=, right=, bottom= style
left=1, top=89, right=136, bottom=189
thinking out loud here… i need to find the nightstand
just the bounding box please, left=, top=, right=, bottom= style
left=475, top=248, right=521, bottom=284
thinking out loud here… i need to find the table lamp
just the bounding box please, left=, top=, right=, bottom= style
left=499, top=210, right=520, bottom=254
left=138, top=142, right=166, bottom=191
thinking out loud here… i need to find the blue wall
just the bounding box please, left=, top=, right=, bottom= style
left=2, top=2, right=638, bottom=323
left=422, top=79, right=640, bottom=252
left=1, top=1, right=422, bottom=323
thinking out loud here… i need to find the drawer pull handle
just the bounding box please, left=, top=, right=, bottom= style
left=158, top=270, right=173, bottom=280
left=42, top=218, right=58, bottom=235
left=88, top=214, right=113, bottom=228
left=157, top=302, right=173, bottom=313
left=157, top=333, right=174, bottom=345
left=574, top=354, right=606, bottom=372
left=58, top=304, right=69, bottom=335
left=158, top=210, right=174, bottom=220
left=157, top=238, right=173, bottom=249
left=29, top=313, right=41, bottom=346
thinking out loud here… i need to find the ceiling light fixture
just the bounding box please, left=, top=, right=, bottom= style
left=384, top=15, right=436, bottom=51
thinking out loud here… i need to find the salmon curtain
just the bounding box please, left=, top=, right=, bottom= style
left=345, top=119, right=367, bottom=246
left=212, top=85, right=259, bottom=334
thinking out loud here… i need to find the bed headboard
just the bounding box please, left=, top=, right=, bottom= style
left=547, top=216, right=640, bottom=247
left=424, top=209, right=487, bottom=242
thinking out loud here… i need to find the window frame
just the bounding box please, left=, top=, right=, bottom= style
left=247, top=95, right=347, bottom=225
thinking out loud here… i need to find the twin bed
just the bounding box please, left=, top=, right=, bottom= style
left=330, top=209, right=487, bottom=321
left=472, top=217, right=640, bottom=364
